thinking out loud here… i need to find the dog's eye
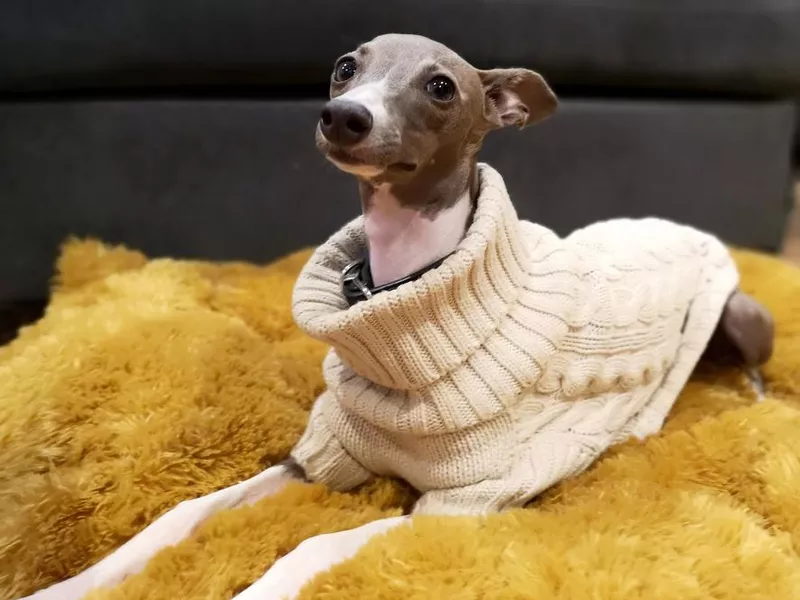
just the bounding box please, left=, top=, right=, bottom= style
left=333, top=57, right=357, bottom=82
left=426, top=76, right=456, bottom=102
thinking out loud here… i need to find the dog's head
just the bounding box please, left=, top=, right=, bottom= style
left=316, top=33, right=557, bottom=183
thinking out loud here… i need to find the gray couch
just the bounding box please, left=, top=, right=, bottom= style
left=1, top=0, right=799, bottom=341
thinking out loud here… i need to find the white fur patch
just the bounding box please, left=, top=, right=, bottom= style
left=337, top=78, right=391, bottom=132
left=365, top=187, right=472, bottom=287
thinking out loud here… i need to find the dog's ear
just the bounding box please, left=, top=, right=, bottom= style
left=478, top=68, right=557, bottom=130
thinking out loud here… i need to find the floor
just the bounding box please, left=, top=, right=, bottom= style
left=781, top=179, right=800, bottom=265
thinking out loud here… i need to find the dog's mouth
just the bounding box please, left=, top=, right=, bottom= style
left=326, top=147, right=417, bottom=175
left=389, top=162, right=418, bottom=173
left=327, top=147, right=365, bottom=166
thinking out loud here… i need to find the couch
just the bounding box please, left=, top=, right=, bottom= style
left=1, top=0, right=799, bottom=341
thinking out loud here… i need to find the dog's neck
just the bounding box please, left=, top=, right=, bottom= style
left=358, top=161, right=478, bottom=287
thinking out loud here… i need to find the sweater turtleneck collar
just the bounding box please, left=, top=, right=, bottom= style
left=291, top=164, right=546, bottom=391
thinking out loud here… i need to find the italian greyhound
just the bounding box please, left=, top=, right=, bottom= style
left=24, top=33, right=774, bottom=600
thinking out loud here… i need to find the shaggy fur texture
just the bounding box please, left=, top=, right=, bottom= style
left=1, top=239, right=799, bottom=599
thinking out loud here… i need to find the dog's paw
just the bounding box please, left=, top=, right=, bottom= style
left=20, top=464, right=300, bottom=600
left=233, top=516, right=409, bottom=599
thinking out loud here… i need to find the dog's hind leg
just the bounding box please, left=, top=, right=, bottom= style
left=21, top=461, right=304, bottom=600
left=720, top=290, right=775, bottom=368
left=703, top=290, right=774, bottom=398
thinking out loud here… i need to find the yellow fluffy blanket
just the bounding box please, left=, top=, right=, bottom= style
left=2, top=239, right=800, bottom=600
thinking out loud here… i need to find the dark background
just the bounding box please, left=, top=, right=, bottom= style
left=2, top=0, right=799, bottom=342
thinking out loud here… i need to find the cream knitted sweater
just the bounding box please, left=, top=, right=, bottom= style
left=290, top=163, right=739, bottom=515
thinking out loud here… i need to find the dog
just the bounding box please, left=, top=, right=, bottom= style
left=24, top=33, right=775, bottom=600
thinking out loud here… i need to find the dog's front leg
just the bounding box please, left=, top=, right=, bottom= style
left=21, top=460, right=305, bottom=600
left=233, top=515, right=410, bottom=600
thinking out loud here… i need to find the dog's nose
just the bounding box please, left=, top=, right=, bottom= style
left=319, top=100, right=373, bottom=146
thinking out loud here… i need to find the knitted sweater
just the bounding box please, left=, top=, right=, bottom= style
left=290, top=163, right=739, bottom=515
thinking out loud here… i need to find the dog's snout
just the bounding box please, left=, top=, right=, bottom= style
left=319, top=100, right=373, bottom=146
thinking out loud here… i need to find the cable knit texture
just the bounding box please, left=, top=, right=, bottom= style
left=290, top=163, right=739, bottom=515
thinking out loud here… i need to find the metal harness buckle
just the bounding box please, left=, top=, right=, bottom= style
left=341, top=259, right=373, bottom=301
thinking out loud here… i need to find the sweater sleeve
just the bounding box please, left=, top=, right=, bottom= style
left=290, top=391, right=373, bottom=492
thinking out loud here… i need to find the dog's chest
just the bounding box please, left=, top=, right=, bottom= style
left=363, top=189, right=472, bottom=286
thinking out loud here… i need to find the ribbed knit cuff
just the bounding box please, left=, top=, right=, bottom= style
left=290, top=392, right=372, bottom=492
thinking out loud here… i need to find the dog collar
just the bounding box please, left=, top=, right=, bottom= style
left=341, top=253, right=453, bottom=307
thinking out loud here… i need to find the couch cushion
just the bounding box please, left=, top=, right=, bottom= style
left=0, top=97, right=795, bottom=303
left=2, top=0, right=800, bottom=95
